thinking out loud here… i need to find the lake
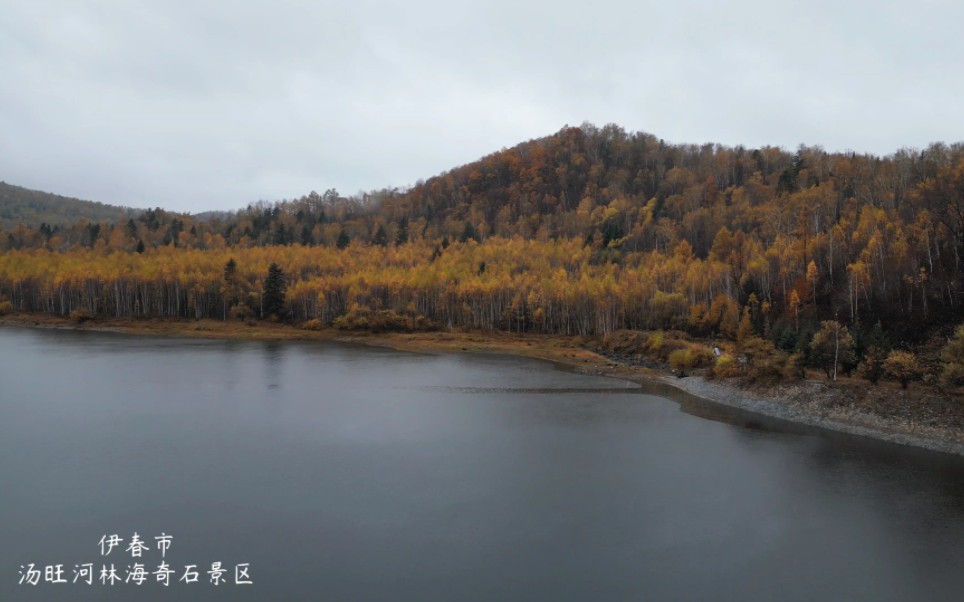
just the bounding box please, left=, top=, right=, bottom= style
left=2, top=325, right=964, bottom=601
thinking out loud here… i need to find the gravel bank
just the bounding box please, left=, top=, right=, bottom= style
left=647, top=374, right=964, bottom=456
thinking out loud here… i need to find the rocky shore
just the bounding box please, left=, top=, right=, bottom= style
left=656, top=375, right=964, bottom=456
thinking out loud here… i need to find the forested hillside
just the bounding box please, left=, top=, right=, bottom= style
left=0, top=181, right=139, bottom=229
left=3, top=124, right=964, bottom=388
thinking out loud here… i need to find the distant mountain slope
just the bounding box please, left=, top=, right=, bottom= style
left=0, top=181, right=140, bottom=228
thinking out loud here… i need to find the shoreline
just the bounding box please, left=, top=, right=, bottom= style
left=3, top=313, right=963, bottom=457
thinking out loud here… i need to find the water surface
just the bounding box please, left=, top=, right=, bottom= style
left=2, top=325, right=964, bottom=601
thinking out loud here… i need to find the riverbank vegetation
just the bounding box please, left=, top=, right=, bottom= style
left=2, top=123, right=964, bottom=396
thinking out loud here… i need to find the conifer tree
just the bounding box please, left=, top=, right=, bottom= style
left=262, top=263, right=287, bottom=319
left=336, top=228, right=350, bottom=249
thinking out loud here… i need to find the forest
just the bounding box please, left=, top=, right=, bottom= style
left=0, top=181, right=139, bottom=229
left=2, top=123, right=964, bottom=389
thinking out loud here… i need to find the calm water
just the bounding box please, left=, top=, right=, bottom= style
left=2, top=325, right=964, bottom=601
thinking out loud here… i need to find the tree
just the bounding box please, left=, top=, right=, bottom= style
left=273, top=223, right=289, bottom=245
left=808, top=320, right=855, bottom=380
left=915, top=157, right=964, bottom=264
left=336, top=227, right=350, bottom=249
left=224, top=258, right=237, bottom=281
left=883, top=351, right=921, bottom=389
left=395, top=217, right=409, bottom=245
left=719, top=298, right=740, bottom=339
left=736, top=305, right=755, bottom=344
left=372, top=224, right=388, bottom=246
left=262, top=263, right=287, bottom=319
left=222, top=258, right=240, bottom=320
left=857, top=346, right=888, bottom=384
left=806, top=260, right=819, bottom=306
left=856, top=321, right=889, bottom=384
left=459, top=221, right=478, bottom=243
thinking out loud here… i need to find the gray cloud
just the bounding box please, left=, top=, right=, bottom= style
left=2, top=0, right=962, bottom=212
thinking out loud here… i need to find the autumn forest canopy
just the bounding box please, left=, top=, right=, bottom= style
left=4, top=123, right=964, bottom=387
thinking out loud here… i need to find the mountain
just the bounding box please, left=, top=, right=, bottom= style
left=0, top=181, right=141, bottom=228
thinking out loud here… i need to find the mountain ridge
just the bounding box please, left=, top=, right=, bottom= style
left=0, top=181, right=141, bottom=229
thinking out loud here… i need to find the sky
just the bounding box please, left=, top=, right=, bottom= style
left=2, top=0, right=963, bottom=213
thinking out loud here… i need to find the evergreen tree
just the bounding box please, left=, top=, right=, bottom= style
left=459, top=221, right=478, bottom=243
left=87, top=223, right=101, bottom=248
left=224, top=258, right=237, bottom=281
left=336, top=227, right=350, bottom=249
left=395, top=217, right=409, bottom=245
left=273, top=223, right=289, bottom=245
left=857, top=320, right=890, bottom=384
left=372, top=224, right=388, bottom=246
left=262, top=263, right=287, bottom=319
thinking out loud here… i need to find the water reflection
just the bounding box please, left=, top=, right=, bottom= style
left=261, top=340, right=284, bottom=390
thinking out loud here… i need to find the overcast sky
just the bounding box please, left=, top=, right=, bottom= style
left=2, top=1, right=963, bottom=213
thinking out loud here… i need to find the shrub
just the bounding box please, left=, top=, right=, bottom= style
left=883, top=350, right=922, bottom=389
left=747, top=352, right=792, bottom=383
left=301, top=318, right=325, bottom=331
left=941, top=363, right=964, bottom=391
left=940, top=325, right=964, bottom=390
left=644, top=330, right=692, bottom=363
left=334, top=306, right=438, bottom=332
left=668, top=349, right=697, bottom=376
left=648, top=331, right=665, bottom=354
left=784, top=353, right=806, bottom=380
left=229, top=303, right=255, bottom=320
left=69, top=308, right=92, bottom=323
left=713, top=354, right=741, bottom=379
left=333, top=304, right=371, bottom=330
